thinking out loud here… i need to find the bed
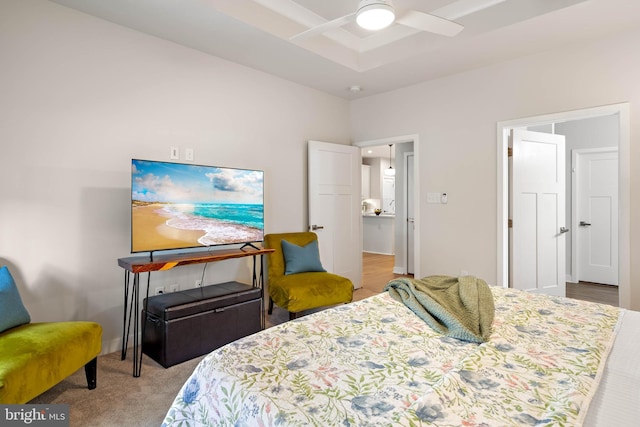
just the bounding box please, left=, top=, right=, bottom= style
left=162, top=278, right=640, bottom=426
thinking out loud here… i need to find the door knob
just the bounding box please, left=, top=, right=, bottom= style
left=579, top=221, right=591, bottom=227
left=310, top=224, right=324, bottom=231
left=560, top=227, right=570, bottom=233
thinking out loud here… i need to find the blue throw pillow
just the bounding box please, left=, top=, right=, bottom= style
left=0, top=266, right=31, bottom=333
left=281, top=239, right=326, bottom=275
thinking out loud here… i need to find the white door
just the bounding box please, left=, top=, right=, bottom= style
left=574, top=148, right=618, bottom=285
left=406, top=153, right=415, bottom=275
left=308, top=140, right=362, bottom=289
left=382, top=177, right=395, bottom=213
left=510, top=129, right=566, bottom=296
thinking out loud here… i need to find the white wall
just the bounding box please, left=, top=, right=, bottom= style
left=0, top=0, right=350, bottom=353
left=351, top=28, right=640, bottom=310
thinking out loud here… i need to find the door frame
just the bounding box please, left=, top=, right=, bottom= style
left=354, top=134, right=420, bottom=279
left=571, top=146, right=619, bottom=284
left=496, top=103, right=630, bottom=308
left=404, top=151, right=415, bottom=275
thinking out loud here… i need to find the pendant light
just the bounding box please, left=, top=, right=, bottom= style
left=384, top=144, right=395, bottom=176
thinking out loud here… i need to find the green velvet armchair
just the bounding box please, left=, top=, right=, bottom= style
left=0, top=266, right=102, bottom=404
left=264, top=232, right=353, bottom=320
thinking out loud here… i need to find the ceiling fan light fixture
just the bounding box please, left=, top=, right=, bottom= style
left=356, top=0, right=395, bottom=31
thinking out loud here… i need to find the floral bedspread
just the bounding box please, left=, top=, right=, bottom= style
left=162, top=286, right=620, bottom=427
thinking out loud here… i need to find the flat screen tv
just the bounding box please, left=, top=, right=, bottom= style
left=131, top=159, right=264, bottom=253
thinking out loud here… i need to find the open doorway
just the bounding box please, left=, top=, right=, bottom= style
left=497, top=103, right=630, bottom=308
left=355, top=135, right=419, bottom=288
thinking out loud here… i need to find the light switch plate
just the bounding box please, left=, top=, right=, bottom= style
left=170, top=146, right=179, bottom=160
left=426, top=192, right=440, bottom=204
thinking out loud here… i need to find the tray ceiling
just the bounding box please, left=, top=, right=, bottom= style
left=49, top=0, right=640, bottom=99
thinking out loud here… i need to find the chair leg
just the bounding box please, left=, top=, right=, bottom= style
left=267, top=297, right=274, bottom=314
left=85, top=357, right=97, bottom=390
left=289, top=311, right=297, bottom=321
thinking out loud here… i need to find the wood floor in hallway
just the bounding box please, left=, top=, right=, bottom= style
left=354, top=252, right=411, bottom=301
left=566, top=281, right=619, bottom=307
left=357, top=252, right=619, bottom=307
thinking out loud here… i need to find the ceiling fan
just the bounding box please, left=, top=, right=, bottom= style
left=290, top=0, right=507, bottom=41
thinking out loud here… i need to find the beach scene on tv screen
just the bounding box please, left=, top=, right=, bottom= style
left=131, top=159, right=264, bottom=252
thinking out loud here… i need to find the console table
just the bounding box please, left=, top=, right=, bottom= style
left=117, top=246, right=274, bottom=377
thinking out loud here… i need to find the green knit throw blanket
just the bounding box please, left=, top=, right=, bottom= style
left=384, top=275, right=495, bottom=343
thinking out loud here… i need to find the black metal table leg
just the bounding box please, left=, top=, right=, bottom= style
left=135, top=272, right=151, bottom=377
left=132, top=272, right=140, bottom=377
left=253, top=254, right=266, bottom=330
left=121, top=271, right=131, bottom=360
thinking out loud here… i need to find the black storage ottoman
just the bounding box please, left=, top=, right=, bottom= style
left=142, top=281, right=262, bottom=368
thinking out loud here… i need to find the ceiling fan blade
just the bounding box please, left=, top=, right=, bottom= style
left=396, top=10, right=464, bottom=37
left=290, top=13, right=356, bottom=41
left=431, top=0, right=508, bottom=21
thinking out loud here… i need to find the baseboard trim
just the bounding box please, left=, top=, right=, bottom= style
left=362, top=250, right=394, bottom=255
left=102, top=335, right=136, bottom=356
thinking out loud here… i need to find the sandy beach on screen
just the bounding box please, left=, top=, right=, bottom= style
left=132, top=204, right=263, bottom=252
left=132, top=204, right=205, bottom=252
